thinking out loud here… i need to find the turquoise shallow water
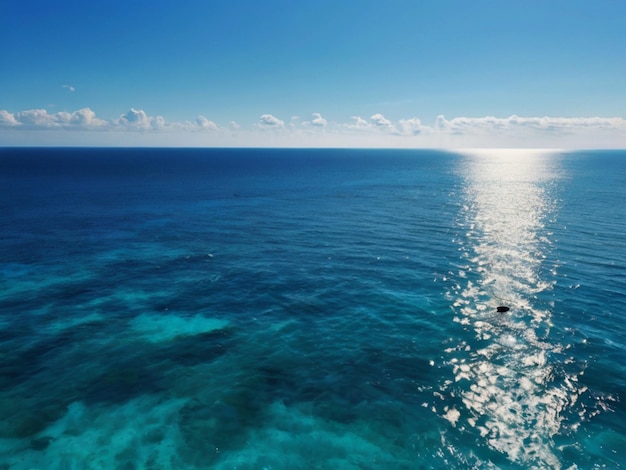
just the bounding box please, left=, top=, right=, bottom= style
left=0, top=148, right=625, bottom=469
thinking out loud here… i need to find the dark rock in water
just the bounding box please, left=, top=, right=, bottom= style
left=6, top=413, right=49, bottom=439
left=497, top=306, right=510, bottom=313
left=84, top=365, right=166, bottom=405
left=30, top=435, right=54, bottom=451
left=178, top=388, right=262, bottom=467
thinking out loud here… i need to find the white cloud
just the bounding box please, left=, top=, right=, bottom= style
left=301, top=113, right=328, bottom=128
left=16, top=109, right=56, bottom=127
left=68, top=108, right=106, bottom=127
left=195, top=115, right=218, bottom=131
left=258, top=113, right=285, bottom=128
left=346, top=114, right=396, bottom=131
left=311, top=113, right=327, bottom=127
left=370, top=113, right=392, bottom=128
left=0, top=107, right=221, bottom=135
left=1, top=106, right=625, bottom=148
left=153, top=115, right=166, bottom=130
left=430, top=114, right=626, bottom=148
left=62, top=84, right=76, bottom=92
left=114, top=108, right=188, bottom=131
left=395, top=117, right=423, bottom=136
left=349, top=116, right=370, bottom=129
left=435, top=114, right=626, bottom=134
left=0, top=110, right=19, bottom=126
left=117, top=108, right=155, bottom=130
left=4, top=108, right=107, bottom=129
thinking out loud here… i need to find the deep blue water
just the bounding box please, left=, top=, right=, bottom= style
left=0, top=147, right=625, bottom=469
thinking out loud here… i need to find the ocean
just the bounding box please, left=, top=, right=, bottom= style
left=0, top=147, right=624, bottom=469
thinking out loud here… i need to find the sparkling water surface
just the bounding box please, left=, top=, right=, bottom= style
left=0, top=148, right=624, bottom=469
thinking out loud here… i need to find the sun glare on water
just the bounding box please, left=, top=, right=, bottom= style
left=437, top=148, right=590, bottom=468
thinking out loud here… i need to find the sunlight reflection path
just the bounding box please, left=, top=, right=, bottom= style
left=438, top=149, right=588, bottom=468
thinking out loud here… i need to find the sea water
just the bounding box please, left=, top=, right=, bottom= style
left=0, top=147, right=624, bottom=469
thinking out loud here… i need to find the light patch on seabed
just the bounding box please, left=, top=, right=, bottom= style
left=0, top=395, right=443, bottom=469
left=211, top=401, right=440, bottom=470
left=437, top=149, right=595, bottom=467
left=214, top=402, right=385, bottom=469
left=0, top=395, right=188, bottom=470
left=127, top=313, right=229, bottom=343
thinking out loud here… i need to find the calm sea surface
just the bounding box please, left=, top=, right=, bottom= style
left=0, top=148, right=625, bottom=469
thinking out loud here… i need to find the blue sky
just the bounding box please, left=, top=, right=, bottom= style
left=1, top=0, right=625, bottom=147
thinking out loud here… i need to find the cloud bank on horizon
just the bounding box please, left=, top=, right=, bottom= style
left=1, top=107, right=625, bottom=149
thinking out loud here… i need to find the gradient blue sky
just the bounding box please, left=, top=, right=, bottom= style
left=1, top=0, right=625, bottom=147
